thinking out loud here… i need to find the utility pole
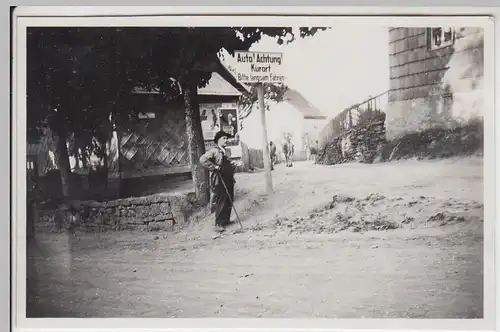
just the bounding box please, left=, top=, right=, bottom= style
left=257, top=83, right=274, bottom=195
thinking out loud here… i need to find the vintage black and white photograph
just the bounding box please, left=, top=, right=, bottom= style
left=19, top=14, right=492, bottom=321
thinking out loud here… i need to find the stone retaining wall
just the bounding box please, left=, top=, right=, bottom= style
left=316, top=112, right=387, bottom=165
left=37, top=192, right=198, bottom=232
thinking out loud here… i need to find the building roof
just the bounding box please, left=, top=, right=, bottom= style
left=193, top=58, right=250, bottom=96
left=132, top=59, right=250, bottom=97
left=212, top=60, right=250, bottom=95
left=198, top=72, right=243, bottom=96
left=283, top=89, right=327, bottom=119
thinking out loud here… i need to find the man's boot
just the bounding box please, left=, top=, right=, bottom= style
left=214, top=224, right=225, bottom=233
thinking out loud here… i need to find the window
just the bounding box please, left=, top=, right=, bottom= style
left=427, top=27, right=455, bottom=50
left=441, top=93, right=453, bottom=116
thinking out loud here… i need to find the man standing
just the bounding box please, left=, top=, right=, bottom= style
left=200, top=130, right=238, bottom=232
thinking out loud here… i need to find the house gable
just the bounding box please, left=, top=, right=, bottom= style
left=198, top=72, right=242, bottom=97
left=283, top=89, right=327, bottom=120
left=132, top=59, right=249, bottom=98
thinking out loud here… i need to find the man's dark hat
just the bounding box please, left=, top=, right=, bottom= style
left=213, top=130, right=231, bottom=143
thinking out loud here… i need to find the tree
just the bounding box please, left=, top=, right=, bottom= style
left=143, top=26, right=329, bottom=204
left=27, top=28, right=85, bottom=199
left=222, top=28, right=330, bottom=129
left=27, top=27, right=149, bottom=199
left=27, top=26, right=329, bottom=204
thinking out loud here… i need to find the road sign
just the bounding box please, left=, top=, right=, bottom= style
left=233, top=51, right=285, bottom=84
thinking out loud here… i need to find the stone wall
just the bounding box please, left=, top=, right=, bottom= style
left=37, top=192, right=198, bottom=232
left=316, top=112, right=386, bottom=165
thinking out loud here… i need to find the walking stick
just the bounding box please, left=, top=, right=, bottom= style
left=216, top=171, right=243, bottom=229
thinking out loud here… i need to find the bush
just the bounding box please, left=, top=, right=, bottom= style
left=375, top=119, right=483, bottom=162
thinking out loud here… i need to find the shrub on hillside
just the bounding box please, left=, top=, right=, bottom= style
left=374, top=118, right=483, bottom=162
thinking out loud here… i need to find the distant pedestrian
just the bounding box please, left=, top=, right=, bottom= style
left=200, top=131, right=238, bottom=233
left=269, top=141, right=277, bottom=170
left=282, top=139, right=294, bottom=167
left=311, top=140, right=319, bottom=162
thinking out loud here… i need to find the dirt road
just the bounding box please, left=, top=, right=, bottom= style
left=27, top=157, right=484, bottom=318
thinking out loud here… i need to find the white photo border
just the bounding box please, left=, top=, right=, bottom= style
left=10, top=6, right=497, bottom=332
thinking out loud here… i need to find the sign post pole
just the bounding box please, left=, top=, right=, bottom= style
left=233, top=50, right=284, bottom=195
left=257, top=83, right=274, bottom=195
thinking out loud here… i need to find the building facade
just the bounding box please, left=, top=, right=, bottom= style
left=261, top=89, right=327, bottom=160
left=29, top=61, right=249, bottom=200
left=385, top=27, right=484, bottom=139
left=123, top=69, right=247, bottom=179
